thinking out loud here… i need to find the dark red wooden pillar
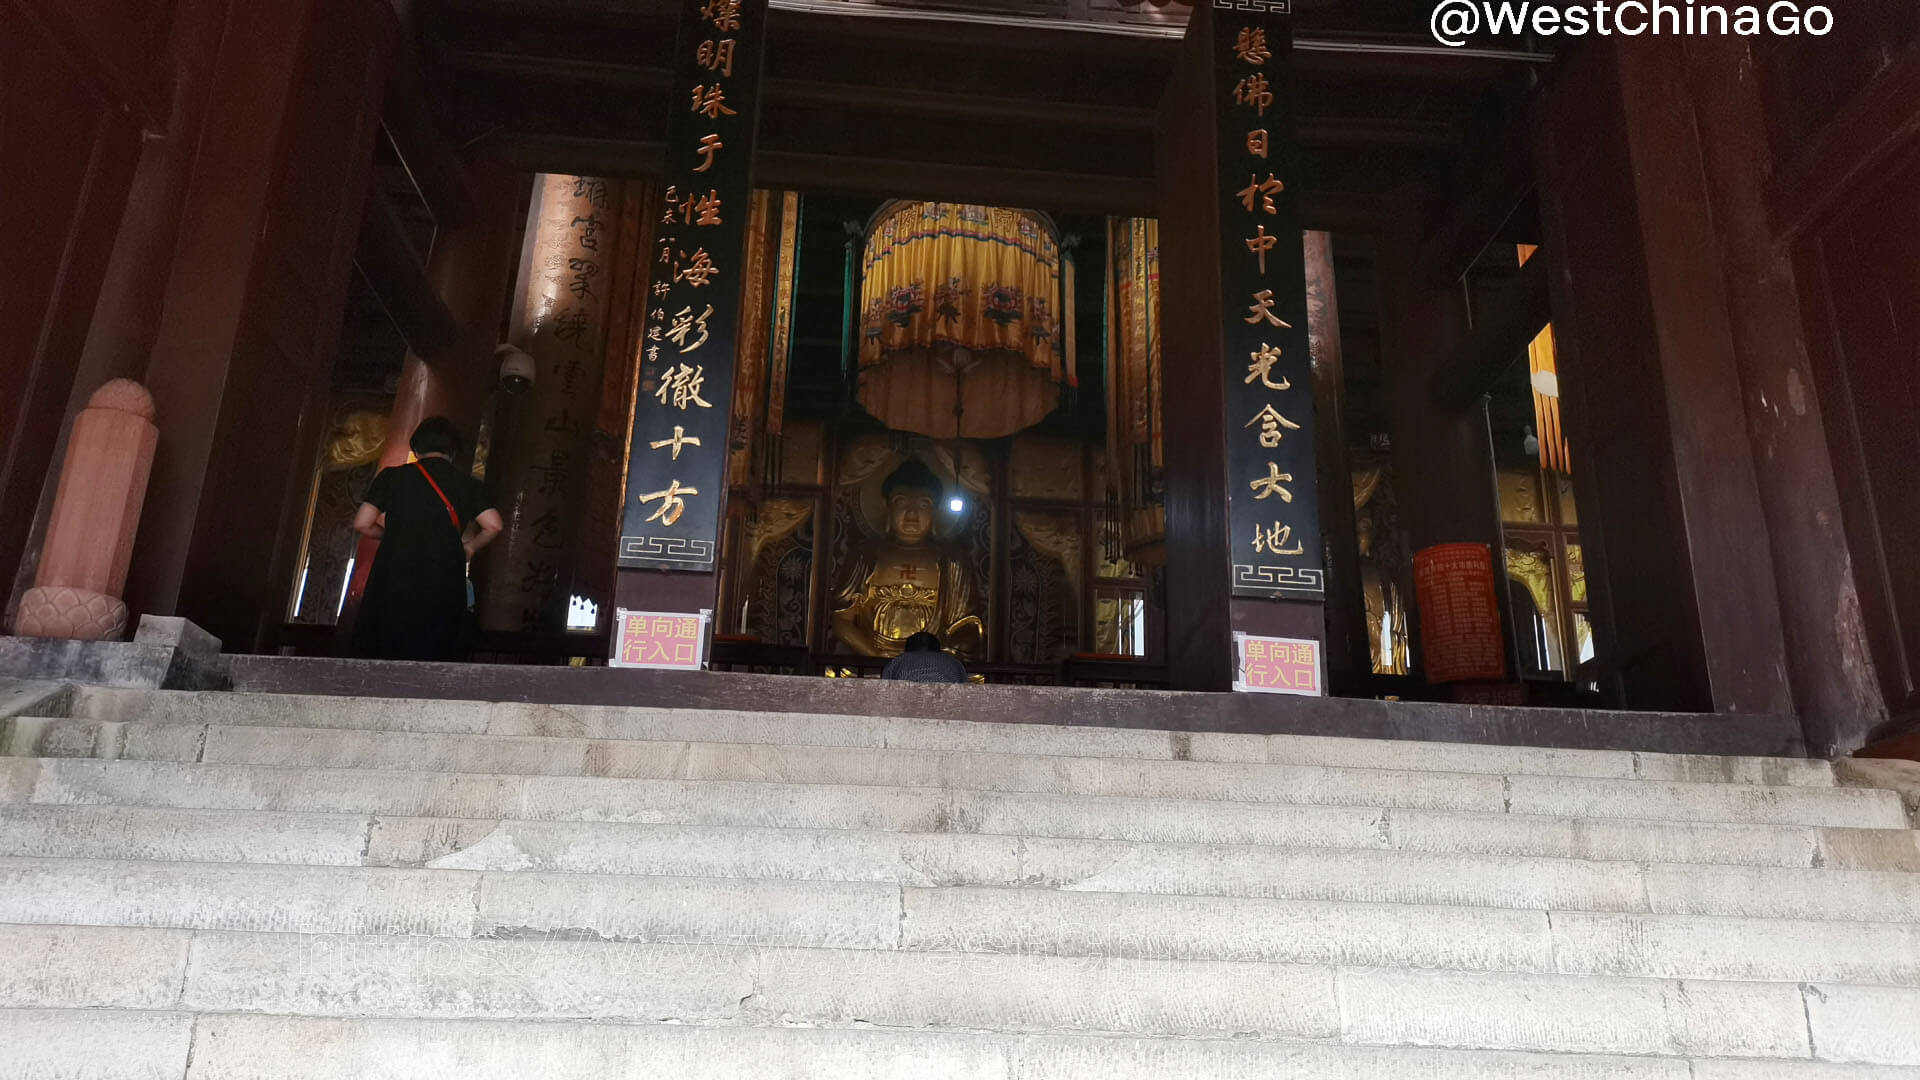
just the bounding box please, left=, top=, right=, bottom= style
left=1373, top=193, right=1507, bottom=686
left=0, top=0, right=154, bottom=621
left=1679, top=38, right=1891, bottom=754
left=381, top=164, right=524, bottom=467
left=1534, top=38, right=1794, bottom=718
left=331, top=163, right=525, bottom=644
left=125, top=0, right=398, bottom=650
left=1305, top=231, right=1370, bottom=693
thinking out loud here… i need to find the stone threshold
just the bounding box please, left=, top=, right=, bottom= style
left=0, top=617, right=227, bottom=693
left=218, top=654, right=1809, bottom=760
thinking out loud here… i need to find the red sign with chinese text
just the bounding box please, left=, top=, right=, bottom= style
left=1413, top=543, right=1506, bottom=683
left=1234, top=634, right=1323, bottom=696
left=611, top=609, right=708, bottom=670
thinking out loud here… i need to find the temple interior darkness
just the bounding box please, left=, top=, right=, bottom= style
left=7, top=0, right=1918, bottom=759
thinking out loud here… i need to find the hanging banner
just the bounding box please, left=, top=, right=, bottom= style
left=611, top=608, right=711, bottom=669
left=1213, top=3, right=1322, bottom=602
left=619, top=0, right=769, bottom=572
left=1413, top=543, right=1507, bottom=683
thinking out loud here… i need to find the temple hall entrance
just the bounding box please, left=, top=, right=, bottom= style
left=279, top=172, right=1603, bottom=707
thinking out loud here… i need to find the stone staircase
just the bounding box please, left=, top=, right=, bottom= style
left=2, top=684, right=1919, bottom=1078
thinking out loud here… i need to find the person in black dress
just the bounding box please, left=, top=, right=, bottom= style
left=351, top=418, right=503, bottom=661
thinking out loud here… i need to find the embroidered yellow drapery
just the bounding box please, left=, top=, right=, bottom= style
left=1106, top=217, right=1165, bottom=565
left=858, top=202, right=1064, bottom=439
left=727, top=190, right=778, bottom=490
left=1516, top=244, right=1571, bottom=475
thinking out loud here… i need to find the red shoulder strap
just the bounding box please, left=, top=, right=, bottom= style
left=413, top=461, right=461, bottom=529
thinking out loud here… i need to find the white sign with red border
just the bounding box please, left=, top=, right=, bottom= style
left=1232, top=633, right=1325, bottom=696
left=611, top=609, right=710, bottom=670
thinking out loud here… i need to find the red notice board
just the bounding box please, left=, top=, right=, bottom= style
left=1412, top=543, right=1506, bottom=683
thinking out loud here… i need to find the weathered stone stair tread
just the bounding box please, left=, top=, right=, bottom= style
left=4, top=925, right=1920, bottom=1062
left=4, top=804, right=1918, bottom=922
left=8, top=758, right=1917, bottom=872
left=62, top=685, right=1840, bottom=787
left=4, top=856, right=1920, bottom=987
left=8, top=718, right=1902, bottom=829
left=8, top=685, right=1918, bottom=1078
left=10, top=1008, right=1920, bottom=1079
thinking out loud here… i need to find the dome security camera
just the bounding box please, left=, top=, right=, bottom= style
left=496, top=345, right=535, bottom=394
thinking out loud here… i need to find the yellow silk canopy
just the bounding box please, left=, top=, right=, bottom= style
left=858, top=202, right=1064, bottom=439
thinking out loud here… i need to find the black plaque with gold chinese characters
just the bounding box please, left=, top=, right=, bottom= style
left=620, top=0, right=768, bottom=571
left=1214, top=3, right=1322, bottom=601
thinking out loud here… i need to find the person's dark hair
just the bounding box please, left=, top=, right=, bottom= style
left=410, top=417, right=463, bottom=461
left=881, top=458, right=944, bottom=501
left=903, top=631, right=944, bottom=653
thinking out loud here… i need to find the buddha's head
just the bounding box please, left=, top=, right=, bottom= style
left=881, top=459, right=943, bottom=546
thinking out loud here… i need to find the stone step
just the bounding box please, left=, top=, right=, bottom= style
left=3, top=857, right=1919, bottom=986
left=5, top=804, right=1919, bottom=924
left=10, top=758, right=1918, bottom=873
left=12, top=1009, right=1920, bottom=1079
left=0, top=1009, right=193, bottom=1080
left=901, top=885, right=1920, bottom=988
left=0, top=805, right=370, bottom=866
left=7, top=924, right=1920, bottom=1062
left=11, top=719, right=1903, bottom=829
left=67, top=685, right=1840, bottom=787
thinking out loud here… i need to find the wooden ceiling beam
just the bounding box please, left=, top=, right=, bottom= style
left=354, top=188, right=462, bottom=358
left=479, top=133, right=667, bottom=178
left=419, top=0, right=1494, bottom=211
left=443, top=49, right=672, bottom=90
left=1414, top=111, right=1535, bottom=286
left=1764, top=37, right=1920, bottom=244
left=1428, top=250, right=1550, bottom=410
left=439, top=53, right=1461, bottom=151
left=382, top=36, right=482, bottom=228
left=467, top=127, right=1385, bottom=227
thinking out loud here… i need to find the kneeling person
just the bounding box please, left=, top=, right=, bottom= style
left=880, top=632, right=969, bottom=684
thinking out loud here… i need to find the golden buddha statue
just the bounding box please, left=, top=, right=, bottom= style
left=832, top=459, right=985, bottom=658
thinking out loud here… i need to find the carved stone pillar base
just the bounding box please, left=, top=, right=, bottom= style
left=14, top=586, right=129, bottom=642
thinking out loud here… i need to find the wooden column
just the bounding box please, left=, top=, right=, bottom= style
left=330, top=164, right=525, bottom=643
left=573, top=179, right=661, bottom=634
left=0, top=0, right=153, bottom=620
left=1155, top=2, right=1323, bottom=692
left=479, top=175, right=623, bottom=635
left=1305, top=231, right=1368, bottom=691
left=1687, top=38, right=1900, bottom=753
left=1374, top=193, right=1507, bottom=686
left=13, top=381, right=159, bottom=640
left=1533, top=38, right=1794, bottom=717
left=378, top=165, right=524, bottom=474
left=125, top=0, right=397, bottom=651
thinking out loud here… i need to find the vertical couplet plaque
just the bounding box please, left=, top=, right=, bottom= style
left=1212, top=2, right=1323, bottom=602
left=619, top=0, right=769, bottom=572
